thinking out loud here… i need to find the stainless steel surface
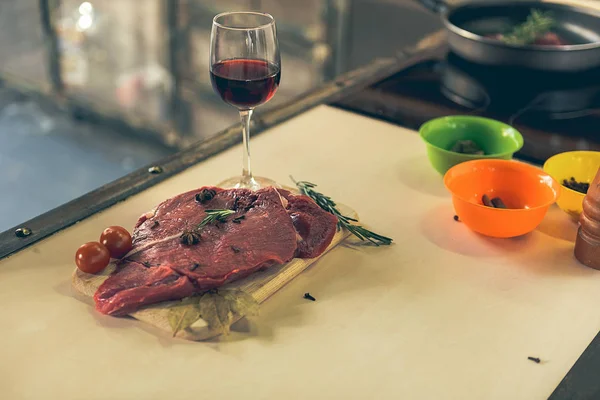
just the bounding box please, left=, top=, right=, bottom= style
left=418, top=0, right=600, bottom=71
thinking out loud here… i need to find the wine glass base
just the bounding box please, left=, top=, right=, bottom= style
left=216, top=175, right=281, bottom=190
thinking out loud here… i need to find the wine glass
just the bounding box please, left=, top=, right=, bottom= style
left=210, top=11, right=281, bottom=190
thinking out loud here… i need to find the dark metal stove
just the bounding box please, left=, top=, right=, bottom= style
left=334, top=43, right=600, bottom=165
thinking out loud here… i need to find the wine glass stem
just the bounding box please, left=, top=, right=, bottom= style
left=239, top=109, right=254, bottom=185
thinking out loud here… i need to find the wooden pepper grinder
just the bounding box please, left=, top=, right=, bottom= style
left=574, top=167, right=600, bottom=269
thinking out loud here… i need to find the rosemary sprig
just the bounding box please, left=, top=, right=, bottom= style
left=198, top=209, right=235, bottom=228
left=178, top=209, right=235, bottom=246
left=291, top=177, right=393, bottom=246
left=502, top=9, right=555, bottom=45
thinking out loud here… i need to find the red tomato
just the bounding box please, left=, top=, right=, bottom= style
left=100, top=226, right=133, bottom=259
left=75, top=242, right=110, bottom=274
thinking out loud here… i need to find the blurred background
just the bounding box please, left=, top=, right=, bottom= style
left=0, top=0, right=444, bottom=231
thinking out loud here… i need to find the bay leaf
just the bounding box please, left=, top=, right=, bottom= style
left=222, top=289, right=259, bottom=317
left=167, top=300, right=201, bottom=337
left=198, top=289, right=259, bottom=335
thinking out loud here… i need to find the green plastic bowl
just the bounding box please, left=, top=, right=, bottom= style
left=419, top=116, right=524, bottom=175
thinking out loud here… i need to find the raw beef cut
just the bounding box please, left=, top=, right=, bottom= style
left=94, top=262, right=195, bottom=316
left=94, top=186, right=338, bottom=316
left=127, top=187, right=299, bottom=289
left=278, top=189, right=338, bottom=258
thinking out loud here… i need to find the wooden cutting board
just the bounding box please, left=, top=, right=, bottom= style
left=71, top=205, right=356, bottom=341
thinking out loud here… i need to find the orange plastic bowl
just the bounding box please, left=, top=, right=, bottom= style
left=444, top=159, right=561, bottom=238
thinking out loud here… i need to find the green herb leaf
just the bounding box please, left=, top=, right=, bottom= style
left=198, top=289, right=259, bottom=335
left=502, top=9, right=555, bottom=45
left=178, top=209, right=234, bottom=246
left=167, top=300, right=201, bottom=337
left=198, top=209, right=235, bottom=228
left=290, top=176, right=393, bottom=246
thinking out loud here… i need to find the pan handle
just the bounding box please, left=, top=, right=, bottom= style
left=416, top=0, right=449, bottom=15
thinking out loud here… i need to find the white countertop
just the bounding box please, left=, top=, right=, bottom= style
left=1, top=106, right=600, bottom=400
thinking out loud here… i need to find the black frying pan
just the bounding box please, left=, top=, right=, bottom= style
left=418, top=0, right=600, bottom=72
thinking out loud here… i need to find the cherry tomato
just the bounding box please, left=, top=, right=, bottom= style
left=100, top=226, right=133, bottom=259
left=75, top=242, right=110, bottom=274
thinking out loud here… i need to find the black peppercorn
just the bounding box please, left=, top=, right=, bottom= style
left=303, top=293, right=316, bottom=301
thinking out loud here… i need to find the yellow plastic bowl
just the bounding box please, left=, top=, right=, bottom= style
left=543, top=151, right=600, bottom=220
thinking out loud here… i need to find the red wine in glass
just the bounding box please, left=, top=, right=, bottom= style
left=210, top=11, right=281, bottom=190
left=210, top=58, right=281, bottom=109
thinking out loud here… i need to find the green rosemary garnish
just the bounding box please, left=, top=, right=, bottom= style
left=291, top=177, right=393, bottom=246
left=502, top=9, right=555, bottom=45
left=178, top=209, right=235, bottom=246
left=198, top=209, right=235, bottom=228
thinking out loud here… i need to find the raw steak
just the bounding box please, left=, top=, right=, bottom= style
left=278, top=189, right=338, bottom=258
left=94, top=186, right=338, bottom=316
left=94, top=262, right=195, bottom=316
